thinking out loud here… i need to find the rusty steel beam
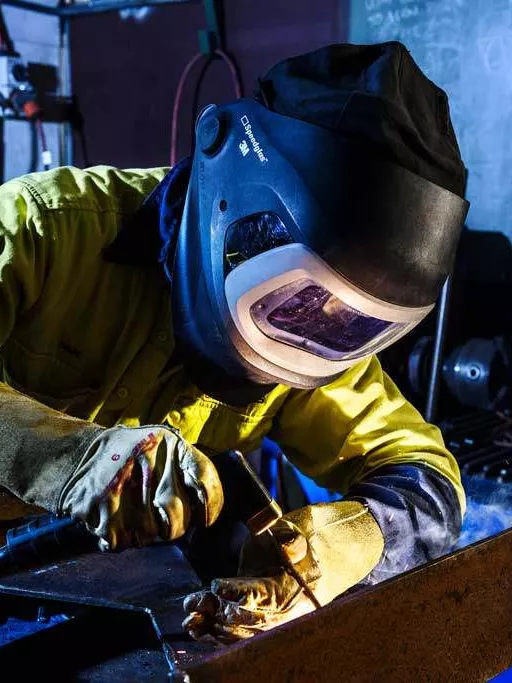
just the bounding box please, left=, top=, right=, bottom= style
left=179, top=528, right=512, bottom=683
left=0, top=0, right=195, bottom=17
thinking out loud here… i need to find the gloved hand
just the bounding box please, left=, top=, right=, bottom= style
left=58, top=425, right=223, bottom=551
left=182, top=500, right=384, bottom=641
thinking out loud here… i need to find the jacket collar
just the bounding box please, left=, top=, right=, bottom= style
left=103, top=156, right=276, bottom=403
left=103, top=156, right=192, bottom=268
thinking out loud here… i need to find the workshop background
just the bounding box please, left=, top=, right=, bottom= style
left=0, top=0, right=67, bottom=178
left=1, top=0, right=512, bottom=538
left=1, top=0, right=512, bottom=532
left=2, top=1, right=512, bottom=679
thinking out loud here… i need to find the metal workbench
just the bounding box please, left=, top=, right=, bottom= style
left=0, top=520, right=511, bottom=681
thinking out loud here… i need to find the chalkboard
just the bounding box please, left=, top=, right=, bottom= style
left=350, top=0, right=512, bottom=239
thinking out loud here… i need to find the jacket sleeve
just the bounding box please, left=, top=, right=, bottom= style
left=0, top=179, right=101, bottom=511
left=347, top=463, right=462, bottom=583
left=270, top=354, right=465, bottom=576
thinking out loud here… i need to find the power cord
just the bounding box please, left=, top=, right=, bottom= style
left=170, top=49, right=243, bottom=167
left=68, top=95, right=90, bottom=168
left=190, top=52, right=215, bottom=151
left=13, top=95, right=52, bottom=171
left=34, top=115, right=51, bottom=171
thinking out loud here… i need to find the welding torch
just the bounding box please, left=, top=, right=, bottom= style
left=0, top=450, right=321, bottom=609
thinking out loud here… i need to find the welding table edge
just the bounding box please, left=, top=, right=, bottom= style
left=1, top=528, right=511, bottom=682
left=0, top=584, right=193, bottom=676
left=177, top=527, right=512, bottom=683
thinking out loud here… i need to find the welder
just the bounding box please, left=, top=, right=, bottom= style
left=0, top=41, right=468, bottom=640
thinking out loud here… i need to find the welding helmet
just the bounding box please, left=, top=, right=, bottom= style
left=172, top=42, right=469, bottom=389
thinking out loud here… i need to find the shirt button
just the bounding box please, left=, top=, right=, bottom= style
left=116, top=386, right=129, bottom=399
left=157, top=330, right=169, bottom=343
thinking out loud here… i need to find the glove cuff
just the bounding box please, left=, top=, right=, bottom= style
left=0, top=382, right=103, bottom=512
left=283, top=500, right=384, bottom=605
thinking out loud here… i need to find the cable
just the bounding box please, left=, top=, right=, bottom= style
left=170, top=52, right=205, bottom=167
left=34, top=116, right=52, bottom=171
left=29, top=120, right=38, bottom=173
left=190, top=53, right=215, bottom=150
left=67, top=96, right=90, bottom=168
left=215, top=48, right=243, bottom=99
left=170, top=49, right=244, bottom=167
left=15, top=97, right=51, bottom=172
left=77, top=126, right=90, bottom=168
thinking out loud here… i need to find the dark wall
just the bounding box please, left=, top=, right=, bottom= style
left=70, top=0, right=347, bottom=169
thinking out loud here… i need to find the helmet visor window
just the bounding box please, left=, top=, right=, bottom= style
left=224, top=212, right=293, bottom=276
left=250, top=278, right=398, bottom=360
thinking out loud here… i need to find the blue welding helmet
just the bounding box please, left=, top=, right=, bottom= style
left=171, top=43, right=469, bottom=389
left=171, top=99, right=468, bottom=389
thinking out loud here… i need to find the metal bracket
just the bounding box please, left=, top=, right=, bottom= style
left=198, top=0, right=224, bottom=55
left=0, top=0, right=194, bottom=18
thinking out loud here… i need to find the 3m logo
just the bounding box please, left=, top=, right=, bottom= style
left=240, top=115, right=268, bottom=163
left=239, top=140, right=250, bottom=157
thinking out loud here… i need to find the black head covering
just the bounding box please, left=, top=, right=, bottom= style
left=255, top=41, right=466, bottom=197
left=171, top=42, right=469, bottom=396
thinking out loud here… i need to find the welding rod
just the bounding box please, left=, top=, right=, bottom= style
left=267, top=527, right=321, bottom=610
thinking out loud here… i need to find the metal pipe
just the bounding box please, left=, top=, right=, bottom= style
left=0, top=0, right=58, bottom=15
left=425, top=274, right=452, bottom=423
left=482, top=461, right=509, bottom=478
left=442, top=410, right=503, bottom=432
left=0, top=0, right=194, bottom=17
left=0, top=117, right=4, bottom=184
left=459, top=445, right=511, bottom=467
left=59, top=0, right=195, bottom=17
left=58, top=15, right=72, bottom=166
left=460, top=448, right=510, bottom=474
left=457, top=445, right=498, bottom=466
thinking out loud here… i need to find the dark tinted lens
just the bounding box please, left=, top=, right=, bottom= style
left=252, top=282, right=393, bottom=355
left=224, top=212, right=293, bottom=276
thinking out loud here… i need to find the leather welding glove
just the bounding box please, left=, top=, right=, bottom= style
left=58, top=425, right=224, bottom=551
left=182, top=500, right=384, bottom=641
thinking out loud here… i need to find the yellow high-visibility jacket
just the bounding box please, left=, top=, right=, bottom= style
left=0, top=165, right=465, bottom=516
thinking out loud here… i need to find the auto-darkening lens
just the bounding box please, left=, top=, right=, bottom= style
left=250, top=279, right=396, bottom=359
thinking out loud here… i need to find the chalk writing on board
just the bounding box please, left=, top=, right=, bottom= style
left=350, top=0, right=512, bottom=237
left=365, top=0, right=393, bottom=11
left=365, top=2, right=423, bottom=43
